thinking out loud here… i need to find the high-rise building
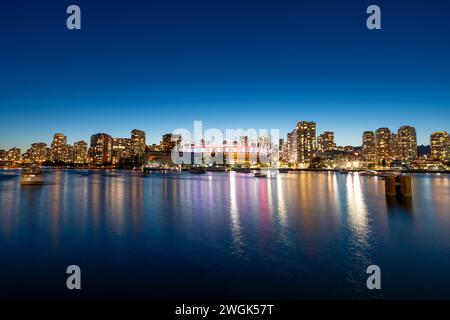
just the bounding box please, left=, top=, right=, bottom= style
left=430, top=131, right=450, bottom=161
left=296, top=121, right=316, bottom=163
left=362, top=131, right=376, bottom=162
left=161, top=133, right=182, bottom=152
left=51, top=133, right=67, bottom=162
left=375, top=128, right=391, bottom=164
left=390, top=133, right=401, bottom=160
left=112, top=138, right=131, bottom=163
left=0, top=149, right=8, bottom=161
left=7, top=147, right=21, bottom=162
left=317, top=131, right=335, bottom=153
left=257, top=135, right=272, bottom=165
left=281, top=140, right=289, bottom=164
left=131, top=129, right=146, bottom=156
left=398, top=125, right=417, bottom=162
left=27, top=143, right=49, bottom=163
left=287, top=130, right=297, bottom=164
left=279, top=138, right=287, bottom=163
left=63, top=145, right=74, bottom=163
left=73, top=140, right=88, bottom=164
left=90, top=133, right=113, bottom=165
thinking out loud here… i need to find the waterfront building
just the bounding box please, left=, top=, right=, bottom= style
left=73, top=140, right=88, bottom=164
left=131, top=129, right=146, bottom=156
left=390, top=133, right=401, bottom=160
left=0, top=149, right=7, bottom=161
left=51, top=133, right=67, bottom=162
left=279, top=138, right=288, bottom=163
left=321, top=150, right=360, bottom=169
left=7, top=147, right=21, bottom=162
left=430, top=131, right=450, bottom=161
left=296, top=121, right=316, bottom=164
left=256, top=135, right=272, bottom=166
left=375, top=128, right=391, bottom=165
left=26, top=143, right=49, bottom=164
left=112, top=138, right=131, bottom=164
left=317, top=131, right=335, bottom=153
left=287, top=130, right=297, bottom=164
left=63, top=145, right=74, bottom=163
left=90, top=133, right=113, bottom=165
left=161, top=133, right=182, bottom=152
left=398, top=125, right=418, bottom=163
left=362, top=131, right=376, bottom=162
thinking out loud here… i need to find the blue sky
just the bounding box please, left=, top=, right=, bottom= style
left=1, top=0, right=449, bottom=151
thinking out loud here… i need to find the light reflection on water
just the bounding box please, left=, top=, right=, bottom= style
left=0, top=169, right=450, bottom=299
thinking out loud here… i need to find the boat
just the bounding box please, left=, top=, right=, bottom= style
left=378, top=172, right=401, bottom=179
left=207, top=166, right=227, bottom=172
left=21, top=166, right=45, bottom=185
left=278, top=168, right=289, bottom=173
left=235, top=167, right=251, bottom=174
left=339, top=169, right=349, bottom=174
left=189, top=167, right=207, bottom=174
left=359, top=170, right=378, bottom=177
left=143, top=166, right=180, bottom=173
left=254, top=172, right=267, bottom=178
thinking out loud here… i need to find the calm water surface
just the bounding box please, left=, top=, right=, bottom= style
left=0, top=169, right=449, bottom=299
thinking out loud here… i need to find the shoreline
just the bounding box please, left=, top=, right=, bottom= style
left=1, top=166, right=449, bottom=174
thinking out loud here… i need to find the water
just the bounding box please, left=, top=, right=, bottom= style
left=0, top=169, right=449, bottom=299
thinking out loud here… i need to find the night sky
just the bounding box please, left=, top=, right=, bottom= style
left=1, top=0, right=449, bottom=150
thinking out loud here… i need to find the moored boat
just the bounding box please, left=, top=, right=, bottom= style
left=235, top=167, right=251, bottom=174
left=378, top=171, right=401, bottom=179
left=359, top=170, right=377, bottom=176
left=254, top=172, right=267, bottom=178
left=190, top=167, right=207, bottom=174
left=21, top=167, right=45, bottom=185
left=207, top=166, right=227, bottom=172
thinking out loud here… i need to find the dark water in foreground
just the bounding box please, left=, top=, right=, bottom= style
left=0, top=169, right=449, bottom=299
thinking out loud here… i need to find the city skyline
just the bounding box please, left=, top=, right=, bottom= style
left=1, top=1, right=450, bottom=150
left=0, top=120, right=447, bottom=152
left=2, top=122, right=449, bottom=169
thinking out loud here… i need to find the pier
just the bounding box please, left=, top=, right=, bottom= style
left=385, top=176, right=412, bottom=197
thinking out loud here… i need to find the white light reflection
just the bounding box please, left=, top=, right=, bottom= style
left=229, top=172, right=245, bottom=256
left=346, top=174, right=369, bottom=246
left=276, top=174, right=289, bottom=245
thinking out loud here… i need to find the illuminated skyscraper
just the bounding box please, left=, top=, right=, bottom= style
left=362, top=131, right=376, bottom=162
left=398, top=126, right=418, bottom=162
left=375, top=128, right=391, bottom=164
left=257, top=135, right=272, bottom=165
left=279, top=138, right=288, bottom=163
left=131, top=129, right=146, bottom=156
left=317, top=131, right=335, bottom=153
left=27, top=143, right=49, bottom=163
left=430, top=131, right=450, bottom=161
left=161, top=133, right=182, bottom=152
left=7, top=147, right=21, bottom=162
left=73, top=140, right=88, bottom=164
left=112, top=138, right=131, bottom=163
left=51, top=133, right=67, bottom=162
left=287, top=131, right=297, bottom=164
left=90, top=133, right=113, bottom=165
left=0, top=149, right=7, bottom=161
left=63, top=145, right=74, bottom=163
left=390, top=133, right=401, bottom=160
left=296, top=121, right=316, bottom=164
